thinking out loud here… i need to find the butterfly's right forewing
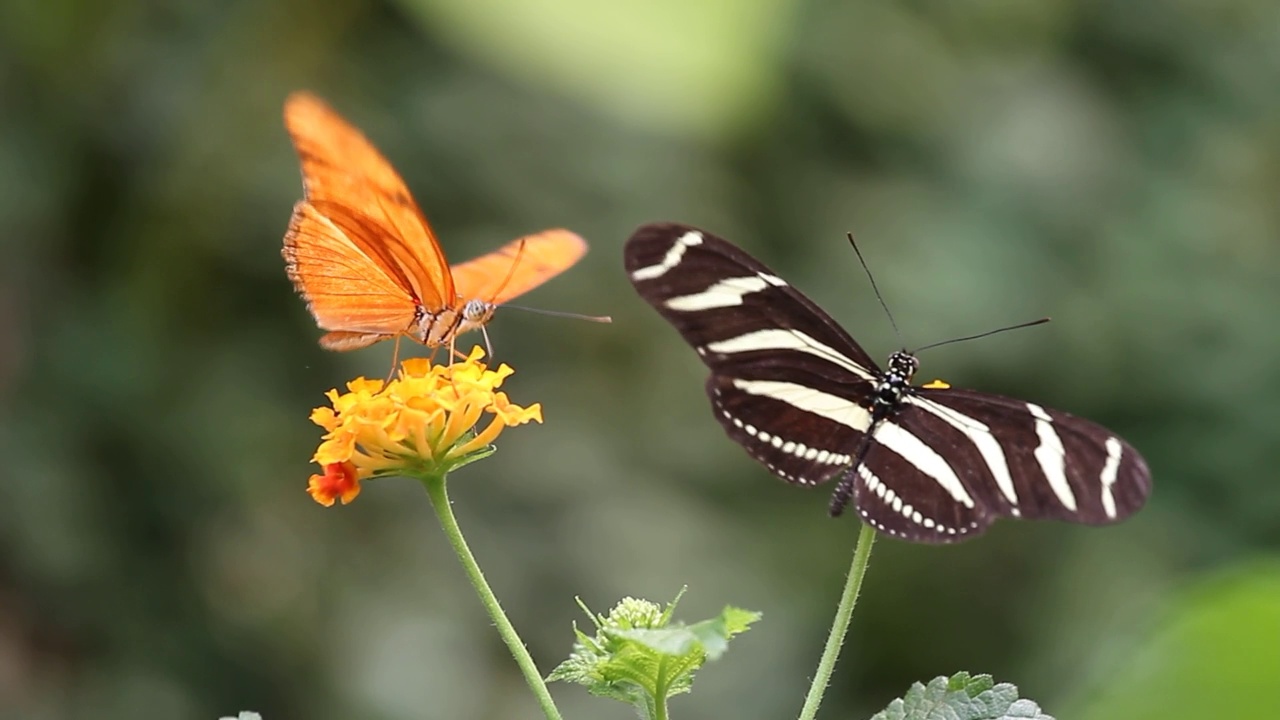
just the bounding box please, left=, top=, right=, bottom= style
left=284, top=92, right=453, bottom=310
left=625, top=223, right=880, bottom=488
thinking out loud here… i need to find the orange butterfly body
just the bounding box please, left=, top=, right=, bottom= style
left=281, top=92, right=589, bottom=351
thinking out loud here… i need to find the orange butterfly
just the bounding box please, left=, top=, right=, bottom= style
left=281, top=91, right=594, bottom=354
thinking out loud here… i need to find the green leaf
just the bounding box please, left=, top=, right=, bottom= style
left=548, top=590, right=761, bottom=718
left=871, top=672, right=1054, bottom=720
left=1069, top=563, right=1280, bottom=720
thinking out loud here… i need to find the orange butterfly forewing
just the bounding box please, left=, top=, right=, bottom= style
left=280, top=92, right=588, bottom=351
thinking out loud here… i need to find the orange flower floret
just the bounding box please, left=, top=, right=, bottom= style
left=308, top=460, right=361, bottom=506
left=305, top=347, right=543, bottom=505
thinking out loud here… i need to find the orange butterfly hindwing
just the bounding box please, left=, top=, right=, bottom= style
left=280, top=91, right=589, bottom=351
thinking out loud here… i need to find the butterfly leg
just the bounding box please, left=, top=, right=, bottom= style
left=384, top=336, right=405, bottom=383
left=440, top=338, right=472, bottom=398
left=441, top=340, right=470, bottom=399
left=443, top=336, right=476, bottom=364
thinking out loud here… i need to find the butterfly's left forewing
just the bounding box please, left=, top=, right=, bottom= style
left=451, top=229, right=588, bottom=305
left=918, top=389, right=1148, bottom=517
left=626, top=223, right=881, bottom=488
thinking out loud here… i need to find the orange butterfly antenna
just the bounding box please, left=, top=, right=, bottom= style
left=485, top=237, right=531, bottom=306
left=482, top=235, right=613, bottom=324
left=499, top=305, right=613, bottom=323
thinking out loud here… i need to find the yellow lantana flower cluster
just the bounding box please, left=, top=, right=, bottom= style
left=306, top=347, right=543, bottom=506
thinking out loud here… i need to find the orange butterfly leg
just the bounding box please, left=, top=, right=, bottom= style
left=442, top=337, right=467, bottom=398
left=384, top=335, right=404, bottom=383
left=445, top=336, right=471, bottom=364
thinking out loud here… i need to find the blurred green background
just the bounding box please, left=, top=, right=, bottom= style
left=3, top=0, right=1279, bottom=718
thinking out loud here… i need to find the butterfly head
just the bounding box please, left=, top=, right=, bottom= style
left=886, top=350, right=919, bottom=381
left=458, top=298, right=496, bottom=333
left=416, top=299, right=496, bottom=346
left=872, top=351, right=920, bottom=413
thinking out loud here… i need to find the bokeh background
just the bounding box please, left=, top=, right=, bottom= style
left=3, top=0, right=1279, bottom=718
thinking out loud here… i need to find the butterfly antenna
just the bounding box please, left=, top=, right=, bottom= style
left=486, top=237, right=530, bottom=305
left=487, top=235, right=611, bottom=323
left=847, top=232, right=903, bottom=347
left=912, top=317, right=1051, bottom=354
left=500, top=305, right=612, bottom=323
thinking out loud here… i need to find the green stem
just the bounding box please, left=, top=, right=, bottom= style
left=652, top=656, right=669, bottom=720
left=796, top=523, right=877, bottom=720
left=422, top=472, right=563, bottom=720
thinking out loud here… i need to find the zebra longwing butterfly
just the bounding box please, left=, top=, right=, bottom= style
left=624, top=223, right=1151, bottom=543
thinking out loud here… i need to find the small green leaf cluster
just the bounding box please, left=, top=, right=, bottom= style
left=548, top=588, right=760, bottom=720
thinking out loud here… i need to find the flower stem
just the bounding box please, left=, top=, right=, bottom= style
left=652, top=656, right=670, bottom=720
left=796, top=523, right=877, bottom=720
left=422, top=472, right=563, bottom=720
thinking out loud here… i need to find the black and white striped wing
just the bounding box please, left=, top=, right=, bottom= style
left=849, top=388, right=1151, bottom=543
left=625, top=222, right=1153, bottom=544
left=625, top=223, right=880, bottom=488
